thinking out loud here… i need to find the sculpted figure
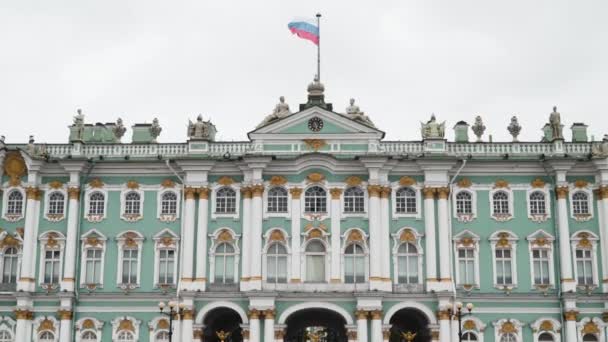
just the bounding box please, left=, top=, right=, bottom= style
left=345, top=98, right=375, bottom=127
left=592, top=134, right=608, bottom=157
left=549, top=106, right=563, bottom=140
left=73, top=109, right=85, bottom=140
left=149, top=118, right=162, bottom=143
left=420, top=114, right=445, bottom=139
left=257, top=96, right=291, bottom=128
left=188, top=114, right=212, bottom=139
left=113, top=118, right=127, bottom=140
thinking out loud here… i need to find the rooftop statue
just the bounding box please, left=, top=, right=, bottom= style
left=420, top=114, right=445, bottom=139
left=149, top=118, right=162, bottom=143
left=73, top=109, right=85, bottom=141
left=508, top=116, right=522, bottom=142
left=471, top=115, right=486, bottom=142
left=188, top=114, right=217, bottom=141
left=592, top=134, right=608, bottom=157
left=345, top=98, right=375, bottom=127
left=257, top=96, right=292, bottom=128
left=549, top=106, right=563, bottom=140
left=113, top=118, right=127, bottom=141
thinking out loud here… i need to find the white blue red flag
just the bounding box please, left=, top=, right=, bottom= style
left=287, top=18, right=319, bottom=45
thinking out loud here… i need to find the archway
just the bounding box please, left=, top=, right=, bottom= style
left=389, top=308, right=431, bottom=342
left=284, top=309, right=348, bottom=342
left=203, top=307, right=243, bottom=342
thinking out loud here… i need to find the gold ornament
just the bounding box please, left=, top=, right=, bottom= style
left=289, top=187, right=302, bottom=198
left=555, top=186, right=569, bottom=199
left=400, top=230, right=416, bottom=243
left=531, top=178, right=546, bottom=188
left=437, top=310, right=450, bottom=320
left=437, top=187, right=450, bottom=199
left=463, top=320, right=476, bottom=331
left=496, top=232, right=511, bottom=248
left=564, top=311, right=578, bottom=321
left=48, top=180, right=63, bottom=189
left=459, top=237, right=475, bottom=247
left=457, top=178, right=472, bottom=188
left=3, top=152, right=27, bottom=187
left=399, top=176, right=416, bottom=187
left=422, top=187, right=436, bottom=199
left=539, top=320, right=554, bottom=332
left=577, top=232, right=592, bottom=249
left=345, top=176, right=363, bottom=187
left=88, top=178, right=104, bottom=188
left=575, top=180, right=589, bottom=188
left=82, top=319, right=95, bottom=330
left=26, top=187, right=41, bottom=200
left=500, top=321, right=517, bottom=334
left=303, top=139, right=327, bottom=151
left=217, top=176, right=235, bottom=186
left=367, top=185, right=382, bottom=197
left=308, top=229, right=323, bottom=238
left=57, top=309, right=73, bottom=320
left=38, top=318, right=55, bottom=332
left=582, top=321, right=599, bottom=335
left=355, top=310, right=368, bottom=320
left=161, top=179, right=175, bottom=188
left=401, top=331, right=416, bottom=342
left=380, top=186, right=391, bottom=199
left=86, top=236, right=103, bottom=247
left=184, top=187, right=198, bottom=200
left=198, top=187, right=210, bottom=199
left=269, top=176, right=287, bottom=186
left=330, top=188, right=343, bottom=200
left=251, top=184, right=265, bottom=197
left=218, top=230, right=233, bottom=242
left=68, top=187, right=80, bottom=200
left=307, top=173, right=325, bottom=183
left=269, top=230, right=285, bottom=242
left=347, top=230, right=363, bottom=242
left=126, top=180, right=139, bottom=189
left=118, top=319, right=135, bottom=332
left=494, top=180, right=509, bottom=188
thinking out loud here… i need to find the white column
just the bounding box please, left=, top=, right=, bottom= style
left=423, top=188, right=438, bottom=289
left=437, top=187, right=452, bottom=285
left=564, top=311, right=578, bottom=342
left=249, top=311, right=261, bottom=342
left=380, top=188, right=391, bottom=285
left=181, top=309, right=194, bottom=342
left=18, top=187, right=41, bottom=292
left=194, top=187, right=210, bottom=291
left=180, top=187, right=197, bottom=290
left=370, top=310, right=383, bottom=342
left=264, top=310, right=275, bottom=342
left=14, top=310, right=31, bottom=342
left=451, top=317, right=459, bottom=342
left=330, top=188, right=342, bottom=284
left=598, top=187, right=608, bottom=291
left=58, top=310, right=73, bottom=342
left=250, top=184, right=264, bottom=290
left=368, top=186, right=383, bottom=290
left=355, top=310, right=368, bottom=342
left=438, top=310, right=451, bottom=342
left=241, top=187, right=252, bottom=290
left=289, top=188, right=302, bottom=283
left=556, top=186, right=575, bottom=292
left=61, top=187, right=80, bottom=292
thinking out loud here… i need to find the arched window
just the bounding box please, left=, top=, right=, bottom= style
left=155, top=331, right=170, bottom=342
left=214, top=242, right=236, bottom=284
left=117, top=331, right=135, bottom=342
left=43, top=250, right=61, bottom=284
left=0, top=330, right=12, bottom=342
left=344, top=243, right=365, bottom=283
left=121, top=247, right=139, bottom=284
left=216, top=187, right=236, bottom=213
left=462, top=332, right=478, bottom=341
left=7, top=190, right=23, bottom=215
left=81, top=331, right=97, bottom=341
left=529, top=191, right=546, bottom=215
left=344, top=187, right=365, bottom=213
left=538, top=332, right=554, bottom=341
left=39, top=331, right=55, bottom=341
left=500, top=333, right=517, bottom=342
left=395, top=187, right=417, bottom=214
left=47, top=192, right=65, bottom=215
left=160, top=192, right=177, bottom=215
left=572, top=192, right=590, bottom=215
left=304, top=186, right=327, bottom=213
left=266, top=242, right=287, bottom=283
left=88, top=192, right=105, bottom=216
left=267, top=187, right=288, bottom=213
left=575, top=247, right=594, bottom=285
left=158, top=248, right=175, bottom=285
left=397, top=242, right=419, bottom=284
left=583, top=334, right=598, bottom=342
left=492, top=191, right=509, bottom=215
left=456, top=191, right=473, bottom=215
left=124, top=192, right=141, bottom=215
left=305, top=240, right=326, bottom=282
left=2, top=247, right=19, bottom=284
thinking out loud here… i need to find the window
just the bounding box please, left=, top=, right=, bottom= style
left=397, top=243, right=419, bottom=284
left=121, top=248, right=139, bottom=284
left=39, top=331, right=55, bottom=341
left=572, top=192, right=590, bottom=215
left=538, top=333, right=554, bottom=341
left=575, top=248, right=594, bottom=285
left=266, top=242, right=287, bottom=283
left=124, top=192, right=141, bottom=215
left=462, top=332, right=478, bottom=341
left=344, top=243, right=365, bottom=283
left=214, top=242, right=236, bottom=284
left=88, top=192, right=105, bottom=216
left=216, top=187, right=236, bottom=213
left=495, top=248, right=513, bottom=285
left=458, top=248, right=476, bottom=285
left=529, top=191, right=546, bottom=215
left=156, top=331, right=170, bottom=342
left=157, top=249, right=175, bottom=285
left=2, top=247, right=19, bottom=284
left=305, top=240, right=326, bottom=282
left=267, top=187, right=288, bottom=213
left=582, top=334, right=598, bottom=341
left=532, top=249, right=551, bottom=285
left=47, top=192, right=65, bottom=215
left=492, top=191, right=509, bottom=215
left=500, top=333, right=517, bottom=342
left=344, top=187, right=365, bottom=213
left=117, top=331, right=135, bottom=342
left=0, top=330, right=12, bottom=342
left=304, top=186, right=327, bottom=213
left=160, top=192, right=178, bottom=215
left=84, top=249, right=102, bottom=285
left=456, top=191, right=473, bottom=215
left=7, top=190, right=23, bottom=215
left=43, top=250, right=61, bottom=284
left=395, top=187, right=417, bottom=214
left=81, top=331, right=97, bottom=342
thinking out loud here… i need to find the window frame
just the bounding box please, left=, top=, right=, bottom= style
left=489, top=188, right=514, bottom=222
left=44, top=189, right=67, bottom=222
left=157, top=189, right=180, bottom=222
left=569, top=187, right=594, bottom=222
left=33, top=316, right=59, bottom=342
left=530, top=318, right=561, bottom=342
left=116, top=231, right=144, bottom=288
left=492, top=319, right=523, bottom=342
left=453, top=230, right=481, bottom=289
left=111, top=317, right=140, bottom=342
left=341, top=230, right=369, bottom=284
left=2, top=187, right=25, bottom=222
left=526, top=230, right=556, bottom=290
left=208, top=228, right=240, bottom=284
left=120, top=188, right=144, bottom=222
left=84, top=189, right=108, bottom=223
left=264, top=186, right=291, bottom=218
left=302, top=238, right=329, bottom=283
left=37, top=231, right=66, bottom=287
left=75, top=317, right=103, bottom=342
left=79, top=229, right=107, bottom=289
left=526, top=187, right=551, bottom=223
left=153, top=229, right=180, bottom=288
left=211, top=184, right=241, bottom=219
left=570, top=230, right=599, bottom=288
left=391, top=228, right=424, bottom=287
left=0, top=234, right=22, bottom=285
left=489, top=231, right=518, bottom=290
left=452, top=188, right=477, bottom=222
left=303, top=185, right=329, bottom=214
left=342, top=186, right=367, bottom=215
left=576, top=318, right=605, bottom=342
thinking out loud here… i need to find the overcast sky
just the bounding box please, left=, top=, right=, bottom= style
left=1, top=0, right=607, bottom=144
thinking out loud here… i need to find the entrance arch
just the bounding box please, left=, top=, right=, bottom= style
left=202, top=307, right=244, bottom=342
left=283, top=308, right=348, bottom=342
left=388, top=308, right=431, bottom=342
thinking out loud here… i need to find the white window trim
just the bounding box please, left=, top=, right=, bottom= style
left=391, top=227, right=424, bottom=287
left=152, top=229, right=180, bottom=288
left=0, top=317, right=16, bottom=342
left=340, top=185, right=369, bottom=218
left=453, top=230, right=481, bottom=289
left=111, top=316, right=141, bottom=342
left=391, top=184, right=422, bottom=220
left=452, top=188, right=477, bottom=223
left=300, top=234, right=331, bottom=283
left=489, top=187, right=514, bottom=222
left=577, top=317, right=606, bottom=342
left=120, top=188, right=145, bottom=222
left=79, top=229, right=107, bottom=289
left=489, top=231, right=519, bottom=290
left=571, top=230, right=600, bottom=288
left=37, top=231, right=66, bottom=287
left=526, top=187, right=551, bottom=223
left=262, top=228, right=291, bottom=288
left=493, top=319, right=523, bottom=342
left=32, top=316, right=59, bottom=342
left=460, top=316, right=486, bottom=342
left=147, top=317, right=172, bottom=342
left=526, top=230, right=556, bottom=290
left=530, top=317, right=561, bottom=342
left=300, top=184, right=331, bottom=220
left=116, top=231, right=144, bottom=288
left=156, top=188, right=181, bottom=222
left=211, top=184, right=241, bottom=220
left=208, top=228, right=241, bottom=284
left=43, top=188, right=67, bottom=222
left=0, top=231, right=22, bottom=285
left=84, top=188, right=108, bottom=223
left=75, top=317, right=103, bottom=342
left=569, top=187, right=594, bottom=222
left=340, top=228, right=369, bottom=283
left=263, top=185, right=291, bottom=219
left=1, top=187, right=25, bottom=222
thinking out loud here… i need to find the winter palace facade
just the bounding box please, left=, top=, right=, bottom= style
left=1, top=81, right=608, bottom=342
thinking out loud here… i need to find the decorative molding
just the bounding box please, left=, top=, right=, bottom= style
left=494, top=179, right=509, bottom=188
left=330, top=188, right=343, bottom=200
left=399, top=176, right=416, bottom=187
left=217, top=176, right=235, bottom=186
left=457, top=178, right=472, bottom=188
left=307, top=172, right=325, bottom=183
left=289, top=187, right=302, bottom=198
left=161, top=179, right=175, bottom=188
left=574, top=179, right=589, bottom=188
left=345, top=176, right=363, bottom=187
left=531, top=178, right=546, bottom=188
left=302, top=139, right=327, bottom=151
left=48, top=180, right=63, bottom=189
left=269, top=175, right=287, bottom=186
left=88, top=178, right=104, bottom=188
left=3, top=152, right=27, bottom=186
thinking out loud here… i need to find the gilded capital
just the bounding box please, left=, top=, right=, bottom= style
left=198, top=187, right=210, bottom=199
left=382, top=329, right=391, bottom=339
left=330, top=188, right=343, bottom=200
left=181, top=309, right=194, bottom=320
left=598, top=186, right=608, bottom=200
left=241, top=186, right=252, bottom=199
left=264, top=309, right=276, bottom=319
left=57, top=309, right=73, bottom=320
left=14, top=309, right=33, bottom=320
left=274, top=330, right=285, bottom=339
left=248, top=309, right=260, bottom=319
left=422, top=187, right=436, bottom=199
left=380, top=186, right=391, bottom=199
left=184, top=187, right=198, bottom=200
left=436, top=187, right=450, bottom=199
left=26, top=187, right=41, bottom=201
left=367, top=185, right=382, bottom=198
left=437, top=310, right=451, bottom=320
left=347, top=330, right=358, bottom=340
left=68, top=187, right=81, bottom=200
left=563, top=310, right=578, bottom=321
left=355, top=310, right=369, bottom=320
left=251, top=185, right=265, bottom=197
left=369, top=310, right=382, bottom=320
left=289, top=187, right=303, bottom=198
left=555, top=186, right=569, bottom=199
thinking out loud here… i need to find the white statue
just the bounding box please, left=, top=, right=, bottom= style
left=592, top=134, right=608, bottom=157
left=345, top=98, right=375, bottom=127
left=187, top=114, right=216, bottom=140
left=257, top=96, right=291, bottom=128
left=549, top=106, right=563, bottom=140
left=420, top=114, right=445, bottom=139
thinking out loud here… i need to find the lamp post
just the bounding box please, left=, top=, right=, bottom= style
left=448, top=302, right=474, bottom=342
left=158, top=301, right=185, bottom=342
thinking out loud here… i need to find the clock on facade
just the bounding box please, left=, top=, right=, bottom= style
left=308, top=117, right=324, bottom=132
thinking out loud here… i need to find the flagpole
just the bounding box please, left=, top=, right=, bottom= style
left=316, top=13, right=321, bottom=81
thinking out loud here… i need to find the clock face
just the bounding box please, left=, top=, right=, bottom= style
left=308, top=117, right=324, bottom=132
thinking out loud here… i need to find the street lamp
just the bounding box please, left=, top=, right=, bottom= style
left=158, top=301, right=185, bottom=342
left=448, top=302, right=474, bottom=342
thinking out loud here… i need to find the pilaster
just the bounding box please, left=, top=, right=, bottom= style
left=249, top=183, right=265, bottom=290
left=289, top=187, right=302, bottom=284
left=17, top=185, right=41, bottom=292
left=194, top=187, right=210, bottom=291
left=422, top=187, right=438, bottom=291
left=330, top=188, right=342, bottom=283
left=180, top=186, right=198, bottom=291
left=241, top=186, right=253, bottom=290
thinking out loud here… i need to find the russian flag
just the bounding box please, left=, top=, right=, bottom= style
left=288, top=18, right=319, bottom=45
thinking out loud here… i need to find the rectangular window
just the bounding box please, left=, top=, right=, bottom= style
left=532, top=249, right=550, bottom=285
left=576, top=249, right=594, bottom=285
left=495, top=248, right=513, bottom=285
left=158, top=249, right=175, bottom=284
left=458, top=248, right=475, bottom=285
left=268, top=197, right=288, bottom=213
left=85, top=249, right=102, bottom=284
left=306, top=255, right=325, bottom=282
left=121, top=248, right=139, bottom=284
left=43, top=250, right=61, bottom=284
